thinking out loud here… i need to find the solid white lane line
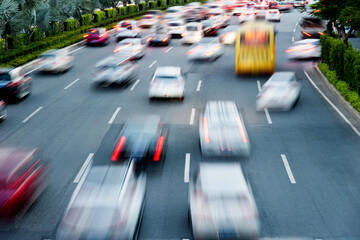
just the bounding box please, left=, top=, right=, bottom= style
left=74, top=153, right=94, bottom=183
left=108, top=107, right=121, bottom=124
left=264, top=108, right=272, bottom=124
left=25, top=66, right=41, bottom=75
left=130, top=79, right=140, bottom=91
left=148, top=60, right=157, bottom=68
left=293, top=27, right=296, bottom=33
left=292, top=37, right=295, bottom=42
left=304, top=70, right=360, bottom=137
left=64, top=78, right=80, bottom=90
left=68, top=46, right=85, bottom=54
left=281, top=154, right=296, bottom=184
left=256, top=80, right=262, bottom=92
left=184, top=153, right=190, bottom=183
left=165, top=47, right=173, bottom=53
left=22, top=107, right=43, bottom=123
left=189, top=108, right=196, bottom=125
left=196, top=80, right=202, bottom=92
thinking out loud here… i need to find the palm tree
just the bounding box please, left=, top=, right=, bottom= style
left=0, top=0, right=24, bottom=51
left=36, top=0, right=66, bottom=35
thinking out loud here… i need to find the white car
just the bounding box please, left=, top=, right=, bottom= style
left=220, top=25, right=238, bottom=44
left=149, top=66, right=185, bottom=100
left=115, top=20, right=141, bottom=42
left=36, top=49, right=74, bottom=73
left=187, top=38, right=224, bottom=61
left=199, top=101, right=250, bottom=157
left=256, top=72, right=301, bottom=111
left=167, top=20, right=185, bottom=38
left=266, top=9, right=281, bottom=22
left=138, top=14, right=158, bottom=28
left=286, top=39, right=321, bottom=59
left=239, top=10, right=256, bottom=23
left=181, top=22, right=203, bottom=44
left=114, top=38, right=146, bottom=59
left=189, top=162, right=260, bottom=239
left=92, top=55, right=138, bottom=86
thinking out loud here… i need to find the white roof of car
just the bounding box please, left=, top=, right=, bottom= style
left=155, top=66, right=181, bottom=77
left=294, top=39, right=320, bottom=44
left=185, top=22, right=202, bottom=27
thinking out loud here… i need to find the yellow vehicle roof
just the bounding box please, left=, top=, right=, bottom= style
left=238, top=21, right=274, bottom=33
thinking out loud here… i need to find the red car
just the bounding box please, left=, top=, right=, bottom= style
left=0, top=148, right=49, bottom=217
left=83, top=28, right=110, bottom=46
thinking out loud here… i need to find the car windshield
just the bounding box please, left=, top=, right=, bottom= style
left=0, top=73, right=11, bottom=82
left=167, top=9, right=177, bottom=13
left=202, top=21, right=212, bottom=27
left=143, top=15, right=153, bottom=19
left=40, top=54, right=56, bottom=58
left=155, top=76, right=179, bottom=83
left=186, top=26, right=198, bottom=31
left=120, top=22, right=132, bottom=28
left=89, top=29, right=100, bottom=35
left=168, top=23, right=181, bottom=27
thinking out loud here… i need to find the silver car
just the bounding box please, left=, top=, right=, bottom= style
left=189, top=162, right=260, bottom=239
left=92, top=55, right=138, bottom=86
left=149, top=66, right=185, bottom=100
left=114, top=38, right=146, bottom=59
left=0, top=99, right=6, bottom=122
left=36, top=49, right=74, bottom=73
left=256, top=72, right=301, bottom=111
left=57, top=161, right=146, bottom=240
left=187, top=38, right=224, bottom=61
left=167, top=20, right=185, bottom=38
left=286, top=39, right=321, bottom=59
left=199, top=101, right=250, bottom=157
left=115, top=20, right=141, bottom=42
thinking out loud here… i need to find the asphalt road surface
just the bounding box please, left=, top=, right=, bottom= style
left=0, top=8, right=360, bottom=240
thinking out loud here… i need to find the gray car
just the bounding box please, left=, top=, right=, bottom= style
left=0, top=99, right=6, bottom=122
left=57, top=161, right=146, bottom=240
left=189, top=162, right=260, bottom=239
left=199, top=101, right=250, bottom=157
left=92, top=55, right=138, bottom=86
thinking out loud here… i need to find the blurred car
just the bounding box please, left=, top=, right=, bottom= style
left=299, top=17, right=325, bottom=38
left=114, top=38, right=146, bottom=59
left=184, top=8, right=206, bottom=22
left=202, top=19, right=220, bottom=36
left=145, top=9, right=162, bottom=17
left=160, top=14, right=181, bottom=24
left=92, top=55, right=138, bottom=87
left=114, top=20, right=141, bottom=42
left=0, top=99, right=6, bottom=122
left=167, top=20, right=185, bottom=38
left=185, top=1, right=201, bottom=10
left=256, top=72, right=301, bottom=111
left=147, top=24, right=171, bottom=46
left=239, top=10, right=256, bottom=23
left=83, top=28, right=110, bottom=45
left=232, top=7, right=246, bottom=16
left=36, top=49, right=74, bottom=73
left=189, top=162, right=260, bottom=239
left=286, top=39, right=321, bottom=59
left=266, top=9, right=281, bottom=22
left=268, top=1, right=278, bottom=9
left=187, top=38, right=224, bottom=61
left=111, top=115, right=169, bottom=164
left=199, top=101, right=250, bottom=157
left=277, top=1, right=293, bottom=11
left=207, top=11, right=228, bottom=28
left=149, top=66, right=185, bottom=100
left=0, top=148, right=49, bottom=217
left=57, top=162, right=146, bottom=240
left=255, top=9, right=267, bottom=20
left=0, top=68, right=31, bottom=101
left=220, top=25, right=238, bottom=44
left=164, top=6, right=183, bottom=18
left=294, top=0, right=306, bottom=7
left=138, top=14, right=158, bottom=28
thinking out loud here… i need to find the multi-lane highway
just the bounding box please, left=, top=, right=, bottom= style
left=1, top=8, right=360, bottom=240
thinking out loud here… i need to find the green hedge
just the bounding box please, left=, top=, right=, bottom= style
left=138, top=2, right=148, bottom=11
left=149, top=1, right=157, bottom=9
left=158, top=0, right=166, bottom=7
left=176, top=0, right=183, bottom=5
left=105, top=8, right=117, bottom=19
left=80, top=14, right=92, bottom=26
left=50, top=22, right=63, bottom=35
left=118, top=6, right=128, bottom=15
left=94, top=11, right=106, bottom=22
left=64, top=19, right=79, bottom=31
left=0, top=39, right=4, bottom=51
left=127, top=5, right=138, bottom=14
left=168, top=0, right=176, bottom=5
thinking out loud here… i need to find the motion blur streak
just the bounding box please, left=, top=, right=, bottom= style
left=111, top=136, right=126, bottom=161
left=12, top=159, right=41, bottom=188
left=236, top=117, right=248, bottom=143
left=203, top=117, right=210, bottom=143
left=153, top=136, right=165, bottom=161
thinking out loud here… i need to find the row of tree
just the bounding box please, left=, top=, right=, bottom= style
left=310, top=0, right=360, bottom=48
left=0, top=0, right=136, bottom=51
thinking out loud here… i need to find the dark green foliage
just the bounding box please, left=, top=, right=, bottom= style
left=105, top=8, right=117, bottom=18
left=329, top=39, right=345, bottom=79
left=94, top=10, right=106, bottom=22
left=118, top=7, right=128, bottom=15
left=80, top=14, right=93, bottom=25
left=149, top=1, right=157, bottom=9
left=157, top=0, right=166, bottom=7
left=168, top=0, right=176, bottom=5
left=127, top=5, right=138, bottom=14
left=138, top=2, right=148, bottom=11
left=64, top=19, right=79, bottom=31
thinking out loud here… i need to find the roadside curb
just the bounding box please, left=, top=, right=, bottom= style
left=313, top=62, right=360, bottom=126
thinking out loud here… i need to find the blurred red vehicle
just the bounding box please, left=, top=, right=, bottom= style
left=0, top=148, right=49, bottom=217
left=83, top=28, right=110, bottom=46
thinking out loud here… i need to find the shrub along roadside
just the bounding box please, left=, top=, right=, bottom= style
left=318, top=62, right=360, bottom=112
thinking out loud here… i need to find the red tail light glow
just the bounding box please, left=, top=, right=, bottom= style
left=91, top=29, right=97, bottom=33
left=187, top=45, right=202, bottom=55
left=303, top=31, right=311, bottom=37
left=83, top=34, right=89, bottom=38
left=147, top=37, right=152, bottom=42
left=162, top=37, right=168, bottom=42
left=153, top=136, right=165, bottom=161
left=12, top=159, right=41, bottom=188
left=203, top=117, right=210, bottom=143
left=236, top=117, right=248, bottom=143
left=318, top=31, right=324, bottom=35
left=111, top=136, right=126, bottom=161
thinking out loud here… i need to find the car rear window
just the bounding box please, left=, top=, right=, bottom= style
left=168, top=23, right=181, bottom=27
left=0, top=73, right=11, bottom=82
left=89, top=29, right=100, bottom=35
left=186, top=26, right=198, bottom=31
left=121, top=22, right=132, bottom=28
left=143, top=15, right=153, bottom=19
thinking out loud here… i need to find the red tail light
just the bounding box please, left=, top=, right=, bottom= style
left=318, top=31, right=324, bottom=35
left=111, top=136, right=126, bottom=161
left=153, top=136, right=165, bottom=161
left=187, top=45, right=202, bottom=55
left=236, top=116, right=248, bottom=143
left=12, top=159, right=41, bottom=188
left=7, top=81, right=21, bottom=88
left=162, top=37, right=168, bottom=42
left=147, top=37, right=152, bottom=42
left=203, top=117, right=210, bottom=143
left=83, top=34, right=89, bottom=38
left=0, top=100, right=4, bottom=105
left=303, top=31, right=311, bottom=37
